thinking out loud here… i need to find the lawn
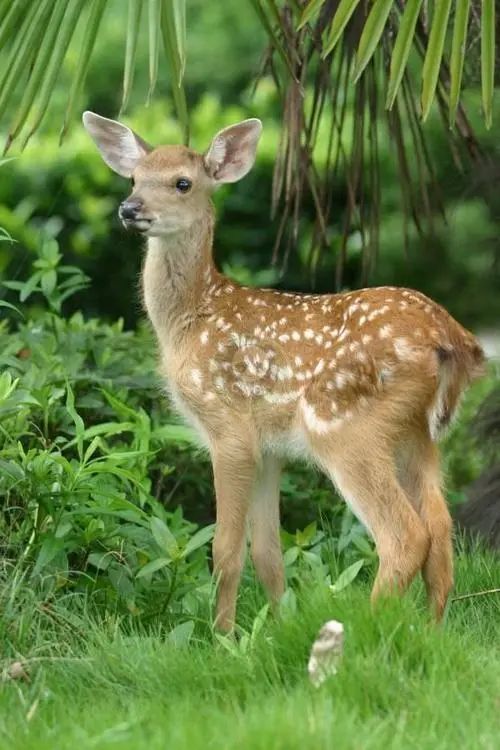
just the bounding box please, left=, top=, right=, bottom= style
left=1, top=546, right=499, bottom=750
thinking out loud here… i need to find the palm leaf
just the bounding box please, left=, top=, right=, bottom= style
left=59, top=0, right=108, bottom=144
left=386, top=0, right=423, bottom=109
left=147, top=0, right=162, bottom=105
left=352, top=0, right=393, bottom=83
left=160, top=0, right=189, bottom=144
left=481, top=0, right=495, bottom=129
left=449, top=0, right=471, bottom=128
left=322, top=0, right=362, bottom=57
left=421, top=0, right=453, bottom=121
left=121, top=0, right=144, bottom=115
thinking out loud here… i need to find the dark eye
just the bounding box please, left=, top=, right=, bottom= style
left=176, top=178, right=191, bottom=193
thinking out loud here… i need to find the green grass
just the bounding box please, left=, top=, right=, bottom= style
left=1, top=547, right=499, bottom=750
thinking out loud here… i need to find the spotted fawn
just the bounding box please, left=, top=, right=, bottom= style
left=83, top=112, right=485, bottom=631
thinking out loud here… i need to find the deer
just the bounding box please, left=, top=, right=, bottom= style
left=83, top=111, right=485, bottom=632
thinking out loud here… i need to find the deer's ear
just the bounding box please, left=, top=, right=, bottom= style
left=204, top=119, right=262, bottom=184
left=82, top=111, right=152, bottom=177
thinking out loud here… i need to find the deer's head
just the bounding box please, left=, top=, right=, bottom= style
left=82, top=112, right=262, bottom=237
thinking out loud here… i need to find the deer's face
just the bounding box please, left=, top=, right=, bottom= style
left=82, top=112, right=262, bottom=238
left=119, top=146, right=212, bottom=236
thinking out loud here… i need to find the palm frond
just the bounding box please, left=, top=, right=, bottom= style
left=254, top=0, right=489, bottom=279
left=297, top=0, right=495, bottom=126
left=0, top=0, right=188, bottom=150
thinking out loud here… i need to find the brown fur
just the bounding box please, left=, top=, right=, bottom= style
left=83, top=113, right=485, bottom=631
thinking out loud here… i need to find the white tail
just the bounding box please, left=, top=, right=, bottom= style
left=83, top=111, right=485, bottom=631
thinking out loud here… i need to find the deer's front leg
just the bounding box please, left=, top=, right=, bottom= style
left=211, top=441, right=256, bottom=632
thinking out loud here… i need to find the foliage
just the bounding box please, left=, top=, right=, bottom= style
left=0, top=1, right=498, bottom=273
left=0, top=1, right=495, bottom=150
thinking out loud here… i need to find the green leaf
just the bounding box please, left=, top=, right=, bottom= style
left=41, top=269, right=57, bottom=298
left=153, top=423, right=199, bottom=445
left=0, top=300, right=24, bottom=317
left=21, top=0, right=85, bottom=149
left=60, top=0, right=107, bottom=143
left=352, top=0, right=393, bottom=83
left=481, top=0, right=495, bottom=129
left=0, top=0, right=31, bottom=51
left=19, top=271, right=42, bottom=302
left=0, top=372, right=19, bottom=402
left=449, top=0, right=471, bottom=127
left=32, top=535, right=63, bottom=577
left=150, top=516, right=179, bottom=557
left=322, top=0, right=362, bottom=58
left=0, top=0, right=51, bottom=129
left=136, top=557, right=171, bottom=578
left=284, top=546, right=299, bottom=566
left=182, top=524, right=214, bottom=557
left=6, top=0, right=67, bottom=143
left=147, top=0, right=161, bottom=105
left=330, top=559, right=364, bottom=594
left=160, top=0, right=189, bottom=144
left=121, top=0, right=144, bottom=114
left=168, top=620, right=194, bottom=647
left=296, top=521, right=317, bottom=547
left=421, top=0, right=453, bottom=122
left=297, top=0, right=324, bottom=30
left=65, top=381, right=85, bottom=461
left=386, top=0, right=423, bottom=109
left=87, top=551, right=111, bottom=570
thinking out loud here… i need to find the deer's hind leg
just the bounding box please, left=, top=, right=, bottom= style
left=313, top=421, right=430, bottom=605
left=397, top=430, right=454, bottom=620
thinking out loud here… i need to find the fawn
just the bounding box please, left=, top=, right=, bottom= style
left=83, top=112, right=485, bottom=631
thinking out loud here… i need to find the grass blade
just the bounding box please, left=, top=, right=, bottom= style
left=160, top=0, right=189, bottom=144
left=449, top=0, right=471, bottom=128
left=322, top=0, right=362, bottom=58
left=6, top=0, right=67, bottom=145
left=481, top=0, right=495, bottom=129
left=120, top=0, right=144, bottom=114
left=59, top=0, right=108, bottom=144
left=386, top=0, right=423, bottom=109
left=352, top=0, right=393, bottom=83
left=297, top=0, right=325, bottom=30
left=147, top=0, right=161, bottom=105
left=421, top=0, right=453, bottom=121
left=21, top=1, right=85, bottom=150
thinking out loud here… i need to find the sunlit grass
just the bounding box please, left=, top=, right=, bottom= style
left=1, top=547, right=499, bottom=750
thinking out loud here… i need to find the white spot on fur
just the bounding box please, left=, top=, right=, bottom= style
left=190, top=369, right=202, bottom=388
left=314, top=359, right=325, bottom=376
left=301, top=400, right=341, bottom=435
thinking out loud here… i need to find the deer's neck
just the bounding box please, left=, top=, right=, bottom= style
left=142, top=213, right=217, bottom=351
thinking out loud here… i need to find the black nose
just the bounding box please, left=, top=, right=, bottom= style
left=119, top=199, right=142, bottom=220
